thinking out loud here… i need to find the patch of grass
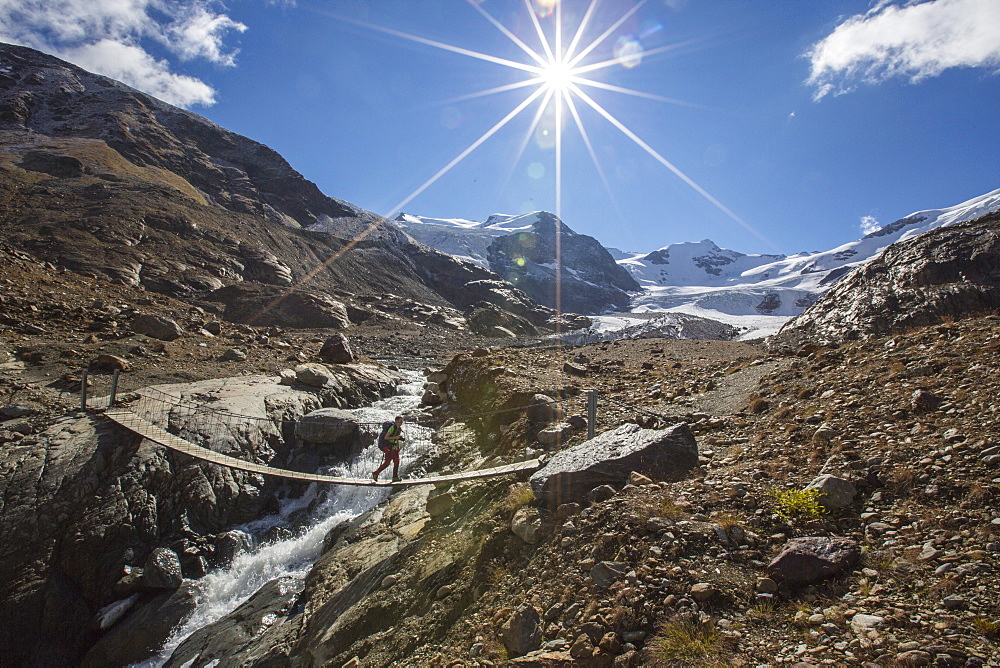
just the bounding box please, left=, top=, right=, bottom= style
left=746, top=600, right=776, bottom=620
left=885, top=467, right=918, bottom=495
left=768, top=488, right=826, bottom=522
left=714, top=511, right=743, bottom=530
left=971, top=617, right=1000, bottom=639
left=502, top=483, right=535, bottom=512
left=658, top=494, right=687, bottom=520
left=648, top=619, right=724, bottom=665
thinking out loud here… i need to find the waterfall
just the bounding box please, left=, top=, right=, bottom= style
left=138, top=370, right=428, bottom=666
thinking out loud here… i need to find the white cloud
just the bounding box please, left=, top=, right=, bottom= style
left=65, top=39, right=217, bottom=107
left=860, top=215, right=882, bottom=235
left=0, top=0, right=247, bottom=107
left=161, top=6, right=247, bottom=66
left=806, top=0, right=1000, bottom=100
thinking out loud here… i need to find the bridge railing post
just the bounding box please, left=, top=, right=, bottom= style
left=80, top=369, right=88, bottom=411
left=110, top=369, right=121, bottom=408
left=587, top=389, right=597, bottom=440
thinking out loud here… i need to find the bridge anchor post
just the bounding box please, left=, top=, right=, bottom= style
left=587, top=389, right=597, bottom=440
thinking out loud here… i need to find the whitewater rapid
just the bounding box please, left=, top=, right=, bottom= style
left=140, top=370, right=428, bottom=666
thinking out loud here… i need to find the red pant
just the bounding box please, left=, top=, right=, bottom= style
left=373, top=446, right=400, bottom=479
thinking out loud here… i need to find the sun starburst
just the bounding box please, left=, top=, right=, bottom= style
left=322, top=0, right=758, bottom=240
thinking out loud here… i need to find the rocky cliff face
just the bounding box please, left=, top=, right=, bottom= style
left=486, top=212, right=639, bottom=314
left=772, top=212, right=1000, bottom=348
left=0, top=371, right=399, bottom=666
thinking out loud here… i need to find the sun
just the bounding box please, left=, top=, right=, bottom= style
left=538, top=58, right=575, bottom=92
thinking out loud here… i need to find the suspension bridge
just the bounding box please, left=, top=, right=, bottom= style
left=99, top=383, right=548, bottom=487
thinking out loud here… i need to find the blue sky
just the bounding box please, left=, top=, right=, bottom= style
left=2, top=0, right=998, bottom=255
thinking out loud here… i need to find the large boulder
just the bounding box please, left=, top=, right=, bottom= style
left=501, top=604, right=543, bottom=658
left=318, top=333, right=355, bottom=364
left=131, top=313, right=184, bottom=341
left=294, top=408, right=359, bottom=444
left=766, top=537, right=861, bottom=585
left=204, top=284, right=349, bottom=329
left=529, top=423, right=699, bottom=507
left=294, top=408, right=361, bottom=460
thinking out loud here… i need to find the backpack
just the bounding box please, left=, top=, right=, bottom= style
left=378, top=421, right=400, bottom=449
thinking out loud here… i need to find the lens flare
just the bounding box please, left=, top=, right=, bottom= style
left=532, top=0, right=560, bottom=19
left=614, top=36, right=644, bottom=68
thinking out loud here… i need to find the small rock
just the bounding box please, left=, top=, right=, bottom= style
left=587, top=484, right=617, bottom=504
left=221, top=348, right=247, bottom=362
left=511, top=506, right=543, bottom=544
left=89, top=354, right=129, bottom=372
left=590, top=561, right=628, bottom=589
left=755, top=577, right=779, bottom=594
left=689, top=583, right=717, bottom=601
left=911, top=389, right=943, bottom=412
left=804, top=474, right=857, bottom=511
left=850, top=613, right=884, bottom=632
left=894, top=650, right=933, bottom=667
left=628, top=471, right=654, bottom=486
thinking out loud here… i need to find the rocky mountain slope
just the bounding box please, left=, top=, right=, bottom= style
left=0, top=42, right=573, bottom=335
left=624, top=189, right=1000, bottom=334
left=397, top=211, right=639, bottom=314
left=771, top=211, right=1000, bottom=349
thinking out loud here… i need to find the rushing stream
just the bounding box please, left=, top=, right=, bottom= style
left=140, top=370, right=429, bottom=666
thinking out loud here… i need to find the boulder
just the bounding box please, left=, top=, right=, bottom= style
left=587, top=484, right=616, bottom=504
left=204, top=284, right=349, bottom=329
left=295, top=363, right=336, bottom=387
left=221, top=348, right=247, bottom=362
left=142, top=547, right=183, bottom=590
left=0, top=403, right=38, bottom=419
left=501, top=604, right=543, bottom=658
left=536, top=422, right=571, bottom=448
left=131, top=313, right=183, bottom=341
left=529, top=423, right=699, bottom=507
left=81, top=584, right=198, bottom=667
left=589, top=561, right=628, bottom=588
left=771, top=213, right=1000, bottom=347
left=319, top=333, right=355, bottom=364
left=294, top=408, right=360, bottom=445
left=526, top=394, right=565, bottom=427
left=511, top=506, right=543, bottom=545
left=766, top=537, right=860, bottom=585
left=804, top=474, right=857, bottom=511
left=89, top=354, right=129, bottom=372
left=911, top=388, right=943, bottom=412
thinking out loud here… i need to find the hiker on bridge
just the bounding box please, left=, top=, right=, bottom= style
left=373, top=415, right=405, bottom=482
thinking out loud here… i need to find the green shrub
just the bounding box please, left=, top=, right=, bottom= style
left=768, top=487, right=826, bottom=521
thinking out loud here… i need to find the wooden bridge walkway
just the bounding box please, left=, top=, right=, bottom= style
left=105, top=410, right=541, bottom=487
